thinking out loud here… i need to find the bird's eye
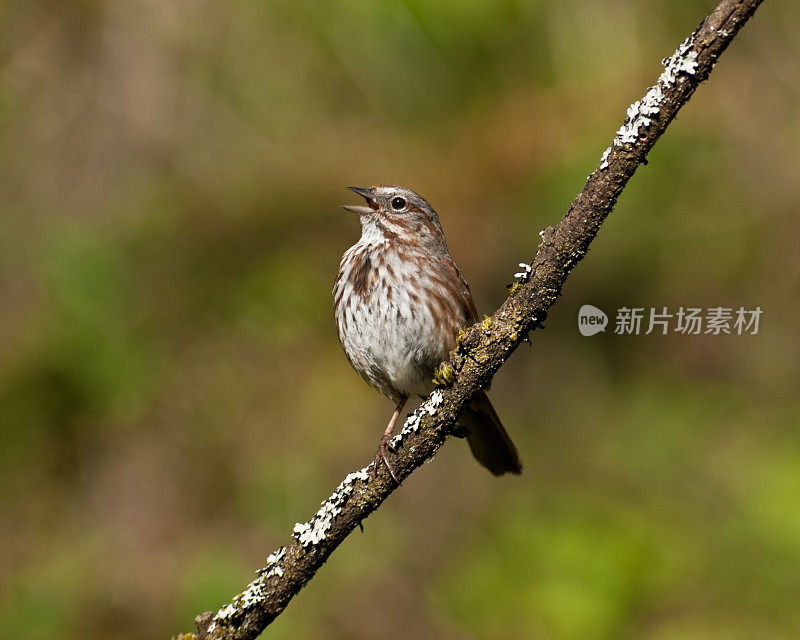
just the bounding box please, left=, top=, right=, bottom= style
left=390, top=196, right=407, bottom=211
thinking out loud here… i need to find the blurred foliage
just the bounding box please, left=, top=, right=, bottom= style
left=0, top=0, right=798, bottom=639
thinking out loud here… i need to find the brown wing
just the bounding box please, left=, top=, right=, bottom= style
left=453, top=262, right=479, bottom=325
left=429, top=254, right=479, bottom=328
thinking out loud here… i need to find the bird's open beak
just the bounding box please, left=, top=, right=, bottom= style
left=342, top=186, right=377, bottom=214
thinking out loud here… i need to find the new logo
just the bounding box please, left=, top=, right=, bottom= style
left=578, top=304, right=608, bottom=336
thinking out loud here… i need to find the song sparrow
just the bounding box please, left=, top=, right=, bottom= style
left=333, top=185, right=521, bottom=481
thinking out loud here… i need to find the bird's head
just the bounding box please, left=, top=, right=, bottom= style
left=343, top=185, right=445, bottom=244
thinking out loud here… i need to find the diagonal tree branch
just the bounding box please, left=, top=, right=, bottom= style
left=179, top=1, right=765, bottom=638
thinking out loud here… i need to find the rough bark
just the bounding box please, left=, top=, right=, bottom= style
left=178, top=1, right=765, bottom=638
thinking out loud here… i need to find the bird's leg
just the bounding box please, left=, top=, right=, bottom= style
left=375, top=397, right=406, bottom=484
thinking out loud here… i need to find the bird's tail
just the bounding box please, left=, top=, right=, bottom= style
left=459, top=390, right=522, bottom=476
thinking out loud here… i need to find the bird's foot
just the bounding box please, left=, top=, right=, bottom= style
left=374, top=433, right=401, bottom=485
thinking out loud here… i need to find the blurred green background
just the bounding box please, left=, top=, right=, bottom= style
left=1, top=1, right=798, bottom=639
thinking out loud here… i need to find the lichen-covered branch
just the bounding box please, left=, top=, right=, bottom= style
left=180, top=1, right=764, bottom=638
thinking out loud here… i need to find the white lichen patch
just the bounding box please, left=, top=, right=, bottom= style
left=599, top=147, right=611, bottom=170
left=389, top=389, right=444, bottom=450
left=608, top=35, right=698, bottom=152
left=659, top=37, right=698, bottom=84
left=256, top=546, right=287, bottom=578
left=513, top=262, right=532, bottom=284
left=614, top=83, right=665, bottom=145
left=292, top=467, right=371, bottom=547
left=213, top=579, right=265, bottom=627
left=210, top=545, right=289, bottom=629
left=426, top=389, right=444, bottom=411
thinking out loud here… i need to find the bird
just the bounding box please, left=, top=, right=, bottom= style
left=333, top=185, right=522, bottom=481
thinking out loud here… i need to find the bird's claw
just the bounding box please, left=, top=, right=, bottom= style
left=374, top=435, right=401, bottom=485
